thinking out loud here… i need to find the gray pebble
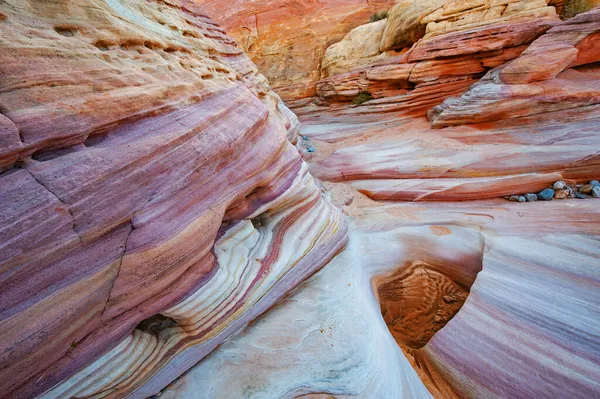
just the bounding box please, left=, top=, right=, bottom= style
left=592, top=186, right=600, bottom=198
left=537, top=188, right=555, bottom=201
left=525, top=193, right=538, bottom=202
left=553, top=181, right=566, bottom=190
left=590, top=180, right=600, bottom=187
left=575, top=192, right=588, bottom=199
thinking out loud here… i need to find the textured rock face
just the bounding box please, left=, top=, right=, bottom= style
left=0, top=1, right=346, bottom=398
left=195, top=0, right=397, bottom=101
left=298, top=0, right=561, bottom=115
left=2, top=1, right=600, bottom=399
left=158, top=6, right=600, bottom=399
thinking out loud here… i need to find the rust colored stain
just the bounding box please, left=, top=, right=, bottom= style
left=430, top=225, right=452, bottom=236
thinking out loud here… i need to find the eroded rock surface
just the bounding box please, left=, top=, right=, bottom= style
left=0, top=1, right=346, bottom=398
left=2, top=1, right=600, bottom=399
left=195, top=0, right=397, bottom=102
left=157, top=5, right=600, bottom=399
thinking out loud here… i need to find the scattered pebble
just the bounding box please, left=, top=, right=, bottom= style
left=580, top=184, right=594, bottom=194
left=537, top=188, right=555, bottom=201
left=306, top=146, right=316, bottom=153
left=301, top=135, right=310, bottom=141
left=553, top=181, right=566, bottom=190
left=505, top=180, right=600, bottom=202
left=554, top=189, right=570, bottom=199
left=525, top=193, right=538, bottom=202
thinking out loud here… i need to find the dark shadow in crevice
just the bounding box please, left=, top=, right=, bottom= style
left=136, top=314, right=179, bottom=336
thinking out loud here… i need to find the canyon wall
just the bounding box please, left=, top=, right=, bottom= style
left=0, top=1, right=346, bottom=398
left=195, top=0, right=397, bottom=102
left=159, top=3, right=600, bottom=399
left=1, top=0, right=599, bottom=398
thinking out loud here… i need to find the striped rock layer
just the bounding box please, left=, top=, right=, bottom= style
left=307, top=7, right=600, bottom=202
left=0, top=1, right=346, bottom=398
left=156, top=5, right=600, bottom=399
left=195, top=0, right=398, bottom=102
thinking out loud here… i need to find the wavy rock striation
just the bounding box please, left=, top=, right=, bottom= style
left=156, top=7, right=600, bottom=399
left=0, top=1, right=346, bottom=398
left=159, top=200, right=600, bottom=398
left=2, top=1, right=600, bottom=399
left=307, top=7, right=600, bottom=201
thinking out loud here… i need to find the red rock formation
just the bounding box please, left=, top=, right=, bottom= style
left=195, top=0, right=397, bottom=102
left=2, top=1, right=600, bottom=399
left=0, top=1, right=346, bottom=398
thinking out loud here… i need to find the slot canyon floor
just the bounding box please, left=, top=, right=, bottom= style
left=158, top=110, right=600, bottom=399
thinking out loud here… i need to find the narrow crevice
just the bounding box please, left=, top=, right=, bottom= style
left=21, top=166, right=83, bottom=244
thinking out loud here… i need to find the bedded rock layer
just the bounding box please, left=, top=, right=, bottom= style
left=0, top=1, right=346, bottom=398
left=156, top=7, right=600, bottom=399
left=195, top=0, right=397, bottom=102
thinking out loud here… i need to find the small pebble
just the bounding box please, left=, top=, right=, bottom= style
left=508, top=195, right=521, bottom=202
left=301, top=135, right=310, bottom=141
left=580, top=184, right=594, bottom=194
left=590, top=180, right=600, bottom=187
left=553, top=181, right=566, bottom=190
left=537, top=188, right=555, bottom=201
left=592, top=186, right=600, bottom=198
left=575, top=192, right=588, bottom=199
left=525, top=193, right=538, bottom=202
left=306, top=146, right=316, bottom=153
left=554, top=189, right=570, bottom=199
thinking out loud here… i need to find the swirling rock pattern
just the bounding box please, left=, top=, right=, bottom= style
left=0, top=1, right=346, bottom=398
left=160, top=199, right=600, bottom=398
left=308, top=10, right=600, bottom=201
left=2, top=1, right=600, bottom=399
left=156, top=6, right=600, bottom=399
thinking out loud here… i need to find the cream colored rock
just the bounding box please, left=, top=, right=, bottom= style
left=322, top=19, right=389, bottom=78
left=380, top=0, right=446, bottom=51
left=381, top=0, right=559, bottom=53
left=422, top=0, right=558, bottom=37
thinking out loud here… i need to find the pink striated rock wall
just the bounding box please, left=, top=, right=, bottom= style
left=0, top=1, right=346, bottom=398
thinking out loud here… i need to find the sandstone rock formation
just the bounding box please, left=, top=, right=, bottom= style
left=0, top=1, right=346, bottom=398
left=2, top=0, right=600, bottom=399
left=195, top=0, right=397, bottom=102
left=158, top=5, right=600, bottom=399
left=304, top=0, right=562, bottom=115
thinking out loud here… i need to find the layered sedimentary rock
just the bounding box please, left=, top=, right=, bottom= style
left=0, top=1, right=346, bottom=398
left=195, top=0, right=397, bottom=101
left=304, top=0, right=561, bottom=115
left=2, top=1, right=600, bottom=399
left=159, top=199, right=600, bottom=398
left=152, top=6, right=600, bottom=399
left=305, top=6, right=600, bottom=201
